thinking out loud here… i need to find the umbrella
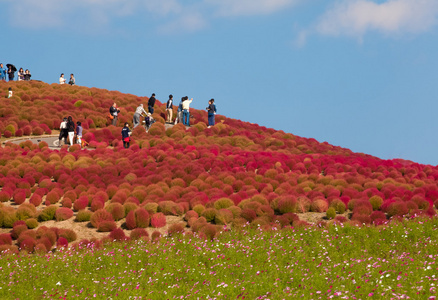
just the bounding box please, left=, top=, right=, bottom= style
left=6, top=64, right=17, bottom=72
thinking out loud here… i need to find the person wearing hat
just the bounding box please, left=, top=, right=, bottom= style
left=166, top=95, right=173, bottom=123
left=133, top=103, right=148, bottom=128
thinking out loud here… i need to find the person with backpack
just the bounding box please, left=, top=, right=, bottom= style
left=109, top=102, right=120, bottom=126
left=58, top=117, right=68, bottom=146
left=67, top=116, right=75, bottom=146
left=174, top=97, right=183, bottom=125
left=121, top=122, right=131, bottom=148
left=133, top=103, right=148, bottom=128
left=76, top=121, right=83, bottom=146
left=166, top=95, right=173, bottom=123
left=206, top=98, right=217, bottom=127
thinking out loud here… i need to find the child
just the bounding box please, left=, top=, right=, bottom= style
left=144, top=113, right=155, bottom=132
left=76, top=121, right=83, bottom=146
left=7, top=87, right=12, bottom=98
left=121, top=122, right=131, bottom=148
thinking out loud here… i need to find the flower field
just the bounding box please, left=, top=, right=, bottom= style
left=1, top=80, right=438, bottom=298
left=1, top=218, right=438, bottom=299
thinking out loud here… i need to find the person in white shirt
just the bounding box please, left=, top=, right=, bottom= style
left=59, top=73, right=66, bottom=84
left=133, top=104, right=148, bottom=128
left=182, top=96, right=193, bottom=126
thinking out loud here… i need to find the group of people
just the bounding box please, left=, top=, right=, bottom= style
left=59, top=73, right=75, bottom=85
left=0, top=63, right=31, bottom=81
left=58, top=116, right=83, bottom=147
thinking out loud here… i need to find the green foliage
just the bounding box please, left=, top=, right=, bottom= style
left=38, top=205, right=57, bottom=222
left=369, top=195, right=384, bottom=210
left=326, top=207, right=336, bottom=220
left=75, top=210, right=92, bottom=222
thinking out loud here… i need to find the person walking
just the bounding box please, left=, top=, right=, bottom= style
left=148, top=93, right=156, bottom=115
left=166, top=95, right=173, bottom=123
left=8, top=87, right=13, bottom=98
left=7, top=65, right=15, bottom=81
left=121, top=123, right=131, bottom=148
left=206, top=98, right=217, bottom=128
left=68, top=74, right=75, bottom=85
left=76, top=121, right=83, bottom=146
left=59, top=73, right=66, bottom=84
left=67, top=116, right=75, bottom=146
left=24, top=69, right=31, bottom=81
left=133, top=103, right=147, bottom=128
left=58, top=117, right=68, bottom=146
left=182, top=96, right=193, bottom=126
left=109, top=102, right=120, bottom=126
left=0, top=64, right=6, bottom=81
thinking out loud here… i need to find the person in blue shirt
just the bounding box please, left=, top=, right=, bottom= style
left=0, top=64, right=6, bottom=81
left=206, top=98, right=217, bottom=127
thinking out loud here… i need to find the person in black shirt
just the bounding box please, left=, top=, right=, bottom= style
left=148, top=93, right=156, bottom=115
left=109, top=102, right=120, bottom=126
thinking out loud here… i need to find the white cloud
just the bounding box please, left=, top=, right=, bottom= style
left=205, top=0, right=300, bottom=16
left=316, top=0, right=438, bottom=38
left=157, top=11, right=208, bottom=34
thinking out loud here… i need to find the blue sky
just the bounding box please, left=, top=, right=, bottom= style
left=2, top=0, right=438, bottom=165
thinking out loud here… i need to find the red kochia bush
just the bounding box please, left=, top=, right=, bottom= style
left=277, top=195, right=297, bottom=214
left=109, top=228, right=128, bottom=241
left=150, top=213, right=166, bottom=228
left=13, top=190, right=26, bottom=205
left=90, top=209, right=114, bottom=228
left=130, top=228, right=149, bottom=241
left=55, top=207, right=74, bottom=221
left=29, top=194, right=42, bottom=206
left=0, top=234, right=12, bottom=245
left=73, top=196, right=89, bottom=211
left=57, top=237, right=69, bottom=248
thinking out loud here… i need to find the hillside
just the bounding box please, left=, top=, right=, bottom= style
left=0, top=80, right=437, bottom=253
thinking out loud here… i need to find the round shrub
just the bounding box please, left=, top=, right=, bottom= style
left=329, top=199, right=346, bottom=214
left=20, top=238, right=36, bottom=253
left=98, top=221, right=117, bottom=232
left=13, top=190, right=26, bottom=205
left=106, top=203, right=125, bottom=221
left=193, top=204, right=205, bottom=215
left=215, top=209, right=234, bottom=225
left=213, top=198, right=234, bottom=210
left=143, top=202, right=159, bottom=214
left=370, top=211, right=387, bottom=222
left=310, top=198, right=328, bottom=213
left=46, top=190, right=61, bottom=205
left=369, top=196, right=383, bottom=210
left=73, top=196, right=89, bottom=211
left=135, top=208, right=150, bottom=228
left=168, top=223, right=185, bottom=236
left=29, top=194, right=42, bottom=206
left=201, top=208, right=217, bottom=222
left=32, top=126, right=44, bottom=135
left=240, top=209, right=257, bottom=222
left=326, top=207, right=336, bottom=219
left=0, top=191, right=10, bottom=202
left=150, top=212, right=166, bottom=228
left=90, top=209, right=114, bottom=228
left=130, top=228, right=149, bottom=241
left=57, top=237, right=69, bottom=248
left=353, top=200, right=373, bottom=216
left=109, top=228, right=128, bottom=241
left=151, top=231, right=161, bottom=242
left=38, top=205, right=57, bottom=221
left=199, top=224, right=217, bottom=240
left=296, top=196, right=311, bottom=213
left=0, top=233, right=12, bottom=245
left=125, top=211, right=136, bottom=230
left=184, top=210, right=199, bottom=221
left=277, top=196, right=297, bottom=214
left=58, top=229, right=77, bottom=242
left=25, top=218, right=39, bottom=229
left=386, top=201, right=409, bottom=218
left=55, top=207, right=74, bottom=221
left=75, top=210, right=92, bottom=222
left=12, top=224, right=28, bottom=239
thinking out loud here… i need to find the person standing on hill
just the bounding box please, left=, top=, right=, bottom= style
left=68, top=74, right=75, bottom=85
left=17, top=68, right=24, bottom=81
left=109, top=102, right=120, bottom=126
left=58, top=117, right=68, bottom=146
left=0, top=64, right=6, bottom=81
left=148, top=93, right=156, bottom=115
left=133, top=103, right=147, bottom=128
left=67, top=116, right=75, bottom=146
left=121, top=123, right=131, bottom=148
left=8, top=87, right=13, bottom=98
left=24, top=69, right=31, bottom=81
left=7, top=65, right=15, bottom=81
left=182, top=96, right=193, bottom=126
left=59, top=73, right=66, bottom=84
left=166, top=95, right=173, bottom=123
left=76, top=121, right=83, bottom=146
left=206, top=98, right=217, bottom=128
